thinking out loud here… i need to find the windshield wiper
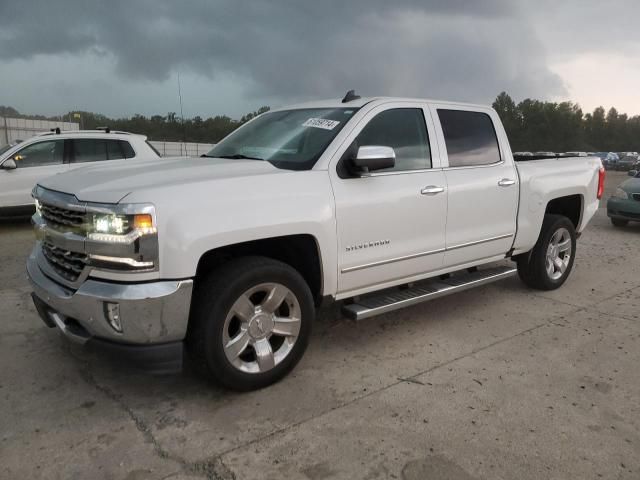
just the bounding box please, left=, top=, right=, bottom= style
left=216, top=154, right=264, bottom=161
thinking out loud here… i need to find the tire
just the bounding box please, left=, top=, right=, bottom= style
left=517, top=214, right=577, bottom=291
left=611, top=218, right=628, bottom=227
left=187, top=256, right=314, bottom=391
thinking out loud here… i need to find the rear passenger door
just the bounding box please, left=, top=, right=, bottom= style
left=430, top=105, right=518, bottom=267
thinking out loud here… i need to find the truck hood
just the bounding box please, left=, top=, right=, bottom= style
left=38, top=156, right=283, bottom=203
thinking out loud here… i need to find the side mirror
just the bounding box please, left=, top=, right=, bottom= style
left=1, top=159, right=17, bottom=170
left=351, top=146, right=395, bottom=174
left=628, top=170, right=637, bottom=177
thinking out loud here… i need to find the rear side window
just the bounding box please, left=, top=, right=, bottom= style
left=437, top=110, right=501, bottom=167
left=72, top=139, right=108, bottom=163
left=120, top=141, right=136, bottom=158
left=72, top=139, right=136, bottom=162
left=355, top=108, right=431, bottom=171
left=106, top=140, right=124, bottom=160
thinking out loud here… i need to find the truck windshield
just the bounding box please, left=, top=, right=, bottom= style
left=206, top=108, right=358, bottom=170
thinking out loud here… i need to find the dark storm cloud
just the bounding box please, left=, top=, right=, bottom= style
left=0, top=0, right=566, bottom=103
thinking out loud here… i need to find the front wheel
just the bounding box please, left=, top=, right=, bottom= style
left=187, top=256, right=314, bottom=391
left=517, top=214, right=577, bottom=290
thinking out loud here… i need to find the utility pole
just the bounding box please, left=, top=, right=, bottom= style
left=2, top=116, right=8, bottom=146
left=177, top=71, right=187, bottom=156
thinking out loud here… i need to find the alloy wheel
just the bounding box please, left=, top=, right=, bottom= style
left=545, top=227, right=572, bottom=281
left=222, top=282, right=301, bottom=374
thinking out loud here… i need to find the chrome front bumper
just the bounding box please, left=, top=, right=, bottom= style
left=27, top=247, right=193, bottom=346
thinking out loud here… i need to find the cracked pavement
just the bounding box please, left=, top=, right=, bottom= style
left=1, top=172, right=639, bottom=479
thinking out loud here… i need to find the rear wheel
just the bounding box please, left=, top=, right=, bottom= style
left=187, top=256, right=314, bottom=391
left=611, top=218, right=629, bottom=227
left=517, top=214, right=576, bottom=290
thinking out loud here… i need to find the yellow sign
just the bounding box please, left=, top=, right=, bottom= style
left=73, top=113, right=81, bottom=119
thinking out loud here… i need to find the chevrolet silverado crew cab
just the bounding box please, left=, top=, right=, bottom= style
left=27, top=92, right=605, bottom=391
left=0, top=129, right=160, bottom=217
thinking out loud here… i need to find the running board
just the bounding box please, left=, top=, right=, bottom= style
left=341, top=265, right=517, bottom=321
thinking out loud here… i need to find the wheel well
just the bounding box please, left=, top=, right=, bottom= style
left=545, top=194, right=582, bottom=229
left=195, top=234, right=323, bottom=303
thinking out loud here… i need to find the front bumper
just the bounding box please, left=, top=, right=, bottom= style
left=27, top=247, right=193, bottom=373
left=607, top=197, right=640, bottom=222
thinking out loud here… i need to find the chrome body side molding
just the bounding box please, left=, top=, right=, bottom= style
left=341, top=234, right=513, bottom=273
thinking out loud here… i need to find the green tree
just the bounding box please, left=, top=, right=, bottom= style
left=492, top=94, right=639, bottom=153
left=492, top=92, right=522, bottom=147
left=5, top=94, right=640, bottom=152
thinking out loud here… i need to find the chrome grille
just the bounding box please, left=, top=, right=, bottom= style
left=40, top=203, right=86, bottom=230
left=42, top=242, right=89, bottom=282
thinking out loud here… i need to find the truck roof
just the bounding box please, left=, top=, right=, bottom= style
left=279, top=96, right=492, bottom=111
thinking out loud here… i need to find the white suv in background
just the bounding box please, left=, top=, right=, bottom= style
left=0, top=130, right=160, bottom=217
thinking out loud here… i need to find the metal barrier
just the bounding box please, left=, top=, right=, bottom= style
left=147, top=141, right=215, bottom=157
left=1, top=117, right=79, bottom=146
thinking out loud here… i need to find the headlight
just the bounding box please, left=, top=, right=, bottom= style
left=88, top=213, right=156, bottom=243
left=612, top=187, right=629, bottom=199
left=85, top=205, right=158, bottom=271
left=93, top=214, right=127, bottom=234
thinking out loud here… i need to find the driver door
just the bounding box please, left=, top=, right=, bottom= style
left=329, top=103, right=447, bottom=297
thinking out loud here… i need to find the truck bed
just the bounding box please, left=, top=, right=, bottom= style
left=512, top=155, right=602, bottom=255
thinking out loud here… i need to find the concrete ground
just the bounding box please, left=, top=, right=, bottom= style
left=1, top=172, right=638, bottom=480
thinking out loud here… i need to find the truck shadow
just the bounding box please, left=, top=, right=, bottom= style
left=0, top=216, right=32, bottom=226
left=608, top=222, right=640, bottom=232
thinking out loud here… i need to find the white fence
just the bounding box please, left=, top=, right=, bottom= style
left=1, top=117, right=79, bottom=146
left=148, top=141, right=215, bottom=157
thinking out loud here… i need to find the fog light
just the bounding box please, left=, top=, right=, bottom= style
left=104, top=302, right=122, bottom=333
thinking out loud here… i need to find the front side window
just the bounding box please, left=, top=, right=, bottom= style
left=12, top=140, right=64, bottom=168
left=354, top=108, right=431, bottom=171
left=207, top=108, right=358, bottom=170
left=437, top=109, right=501, bottom=167
left=72, top=139, right=108, bottom=163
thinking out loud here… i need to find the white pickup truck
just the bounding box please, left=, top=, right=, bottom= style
left=27, top=92, right=605, bottom=390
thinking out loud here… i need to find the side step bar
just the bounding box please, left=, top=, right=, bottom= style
left=342, top=265, right=517, bottom=321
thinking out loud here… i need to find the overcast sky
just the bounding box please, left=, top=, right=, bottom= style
left=1, top=1, right=638, bottom=119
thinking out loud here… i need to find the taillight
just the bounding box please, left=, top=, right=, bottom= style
left=597, top=167, right=606, bottom=199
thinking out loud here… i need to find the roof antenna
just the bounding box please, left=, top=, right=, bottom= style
left=342, top=90, right=360, bottom=103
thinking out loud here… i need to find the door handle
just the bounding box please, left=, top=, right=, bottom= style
left=421, top=185, right=445, bottom=195
left=498, top=178, right=516, bottom=187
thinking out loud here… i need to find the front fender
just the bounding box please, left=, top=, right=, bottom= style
left=155, top=171, right=338, bottom=296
